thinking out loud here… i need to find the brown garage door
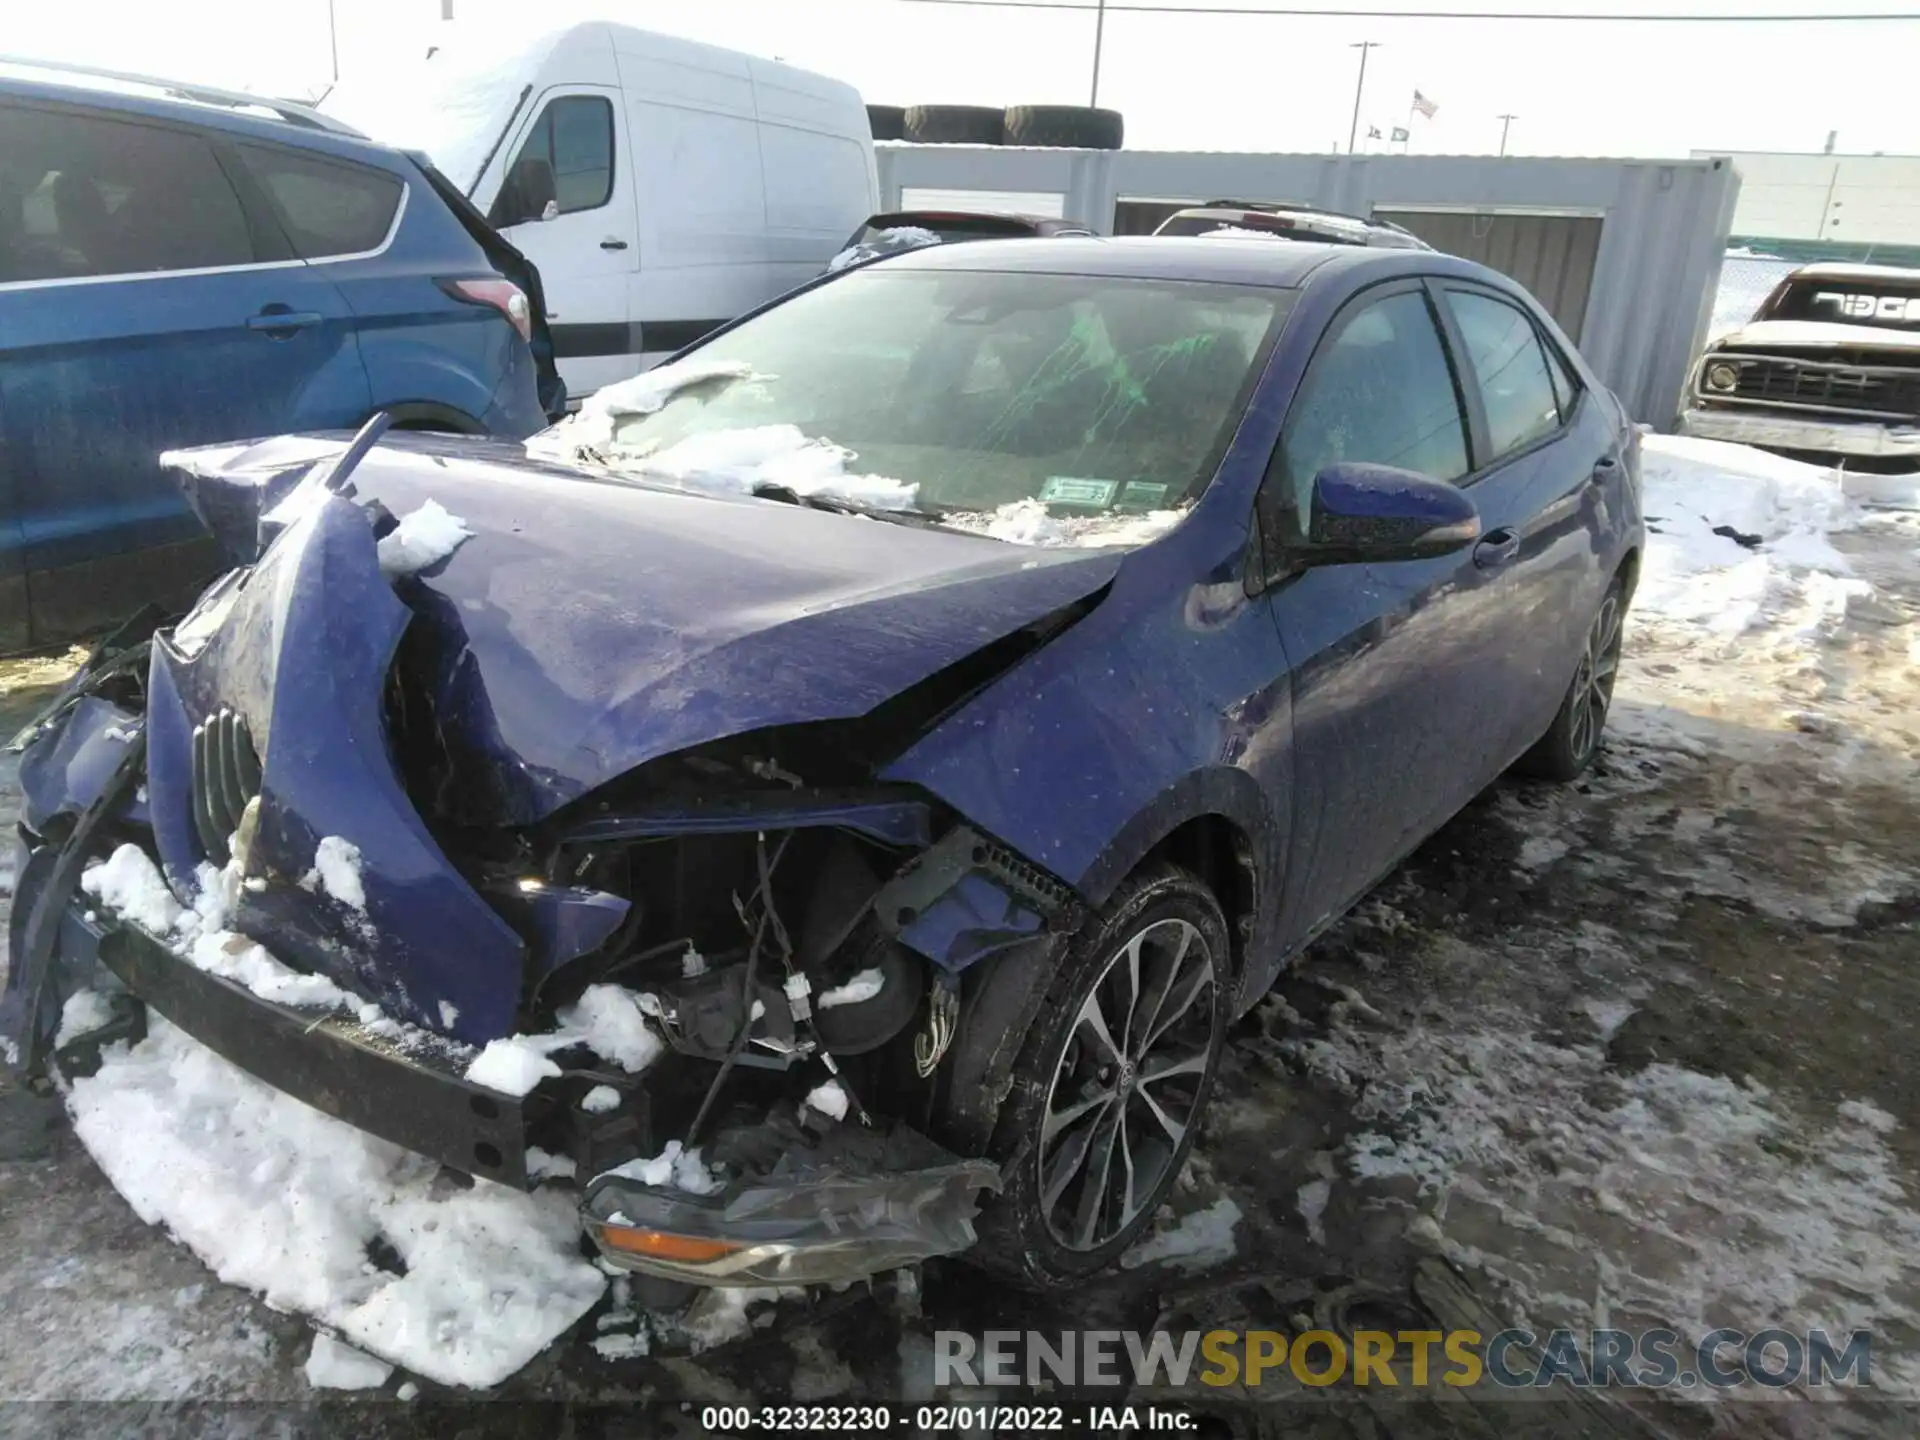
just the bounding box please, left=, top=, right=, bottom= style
left=1373, top=210, right=1603, bottom=343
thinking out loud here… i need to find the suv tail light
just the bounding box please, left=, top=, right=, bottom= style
left=440, top=277, right=532, bottom=344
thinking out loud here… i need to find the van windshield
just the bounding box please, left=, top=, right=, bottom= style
left=322, top=30, right=566, bottom=194
left=531, top=269, right=1290, bottom=544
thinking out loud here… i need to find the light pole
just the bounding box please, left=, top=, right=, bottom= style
left=328, top=0, right=340, bottom=82
left=1347, top=42, right=1379, bottom=155
left=1090, top=0, right=1108, bottom=106
left=1498, top=113, right=1517, bottom=156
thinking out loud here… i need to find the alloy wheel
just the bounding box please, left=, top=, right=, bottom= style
left=1037, top=917, right=1218, bottom=1252
left=1569, top=592, right=1624, bottom=762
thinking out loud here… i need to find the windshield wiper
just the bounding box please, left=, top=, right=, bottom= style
left=748, top=483, right=939, bottom=528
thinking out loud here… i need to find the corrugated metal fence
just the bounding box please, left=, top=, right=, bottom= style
left=875, top=146, right=1741, bottom=429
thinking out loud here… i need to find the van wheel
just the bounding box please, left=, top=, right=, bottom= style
left=904, top=105, right=1005, bottom=145
left=866, top=104, right=907, bottom=141
left=967, top=864, right=1230, bottom=1290
left=1003, top=105, right=1125, bottom=150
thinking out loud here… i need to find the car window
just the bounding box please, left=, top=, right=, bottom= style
left=1542, top=334, right=1579, bottom=421
left=505, top=96, right=614, bottom=217
left=570, top=270, right=1292, bottom=519
left=1445, top=289, right=1565, bottom=459
left=0, top=103, right=254, bottom=283
left=235, top=144, right=401, bottom=259
left=1260, top=288, right=1468, bottom=555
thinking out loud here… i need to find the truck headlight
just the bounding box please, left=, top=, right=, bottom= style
left=1705, top=361, right=1739, bottom=393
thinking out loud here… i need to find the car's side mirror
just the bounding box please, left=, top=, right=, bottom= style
left=1298, top=462, right=1480, bottom=568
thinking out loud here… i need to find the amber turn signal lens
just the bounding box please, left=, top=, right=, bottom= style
left=597, top=1226, right=743, bottom=1263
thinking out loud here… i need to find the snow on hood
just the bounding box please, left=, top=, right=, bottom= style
left=826, top=225, right=943, bottom=273
left=65, top=1018, right=604, bottom=1388
left=941, top=497, right=1191, bottom=548
left=1636, top=435, right=1868, bottom=639
left=1710, top=319, right=1920, bottom=354
left=526, top=357, right=919, bottom=512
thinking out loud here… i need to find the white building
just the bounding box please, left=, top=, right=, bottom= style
left=1692, top=149, right=1920, bottom=261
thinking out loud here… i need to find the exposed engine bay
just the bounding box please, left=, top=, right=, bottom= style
left=3, top=418, right=1122, bottom=1286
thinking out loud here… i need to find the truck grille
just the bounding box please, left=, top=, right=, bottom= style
left=1717, top=355, right=1920, bottom=420
left=191, top=707, right=262, bottom=865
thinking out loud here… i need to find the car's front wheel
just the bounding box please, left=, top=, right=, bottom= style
left=1517, top=578, right=1626, bottom=781
left=968, top=864, right=1232, bottom=1290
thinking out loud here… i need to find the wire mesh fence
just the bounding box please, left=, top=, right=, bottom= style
left=1710, top=254, right=1799, bottom=339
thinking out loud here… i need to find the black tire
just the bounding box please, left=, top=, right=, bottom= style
left=865, top=104, right=906, bottom=142
left=1003, top=104, right=1125, bottom=150
left=903, top=105, right=1005, bottom=145
left=1515, top=579, right=1627, bottom=782
left=966, top=863, right=1232, bottom=1290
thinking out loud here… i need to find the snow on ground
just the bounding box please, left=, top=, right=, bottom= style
left=376, top=499, right=474, bottom=578
left=1636, top=434, right=1868, bottom=639
left=65, top=1018, right=605, bottom=1388
left=941, top=497, right=1190, bottom=549
left=1119, top=1196, right=1243, bottom=1271
left=463, top=982, right=664, bottom=1096
left=303, top=1333, right=393, bottom=1391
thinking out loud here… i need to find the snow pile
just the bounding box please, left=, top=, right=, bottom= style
left=618, top=426, right=920, bottom=512
left=599, top=1139, right=724, bottom=1196
left=1203, top=225, right=1277, bottom=240
left=581, top=1084, right=622, bottom=1114
left=464, top=983, right=664, bottom=1096
left=81, top=843, right=357, bottom=1013
left=54, top=989, right=116, bottom=1050
left=304, top=1334, right=393, bottom=1391
left=1120, top=1196, right=1243, bottom=1270
left=300, top=836, right=366, bottom=912
left=66, top=1018, right=605, bottom=1388
left=826, top=225, right=943, bottom=273
left=804, top=1079, right=851, bottom=1121
left=1636, top=435, right=1868, bottom=639
left=526, top=356, right=766, bottom=462
left=943, top=497, right=1190, bottom=549
left=376, top=500, right=473, bottom=578
left=818, top=969, right=886, bottom=1008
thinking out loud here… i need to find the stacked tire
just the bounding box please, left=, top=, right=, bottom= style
left=872, top=104, right=1124, bottom=150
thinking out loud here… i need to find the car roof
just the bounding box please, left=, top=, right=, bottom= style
left=1784, top=262, right=1920, bottom=284
left=0, top=62, right=410, bottom=172
left=872, top=233, right=1482, bottom=290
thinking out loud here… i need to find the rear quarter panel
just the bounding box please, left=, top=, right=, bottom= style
left=330, top=184, right=541, bottom=434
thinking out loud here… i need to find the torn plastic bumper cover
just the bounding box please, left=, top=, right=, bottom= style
left=582, top=1114, right=999, bottom=1286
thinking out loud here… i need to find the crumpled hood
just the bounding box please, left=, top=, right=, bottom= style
left=1711, top=319, right=1920, bottom=354
left=167, top=433, right=1125, bottom=827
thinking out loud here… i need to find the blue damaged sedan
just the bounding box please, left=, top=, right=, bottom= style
left=5, top=237, right=1641, bottom=1294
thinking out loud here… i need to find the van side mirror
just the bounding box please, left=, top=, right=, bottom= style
left=1299, top=462, right=1479, bottom=567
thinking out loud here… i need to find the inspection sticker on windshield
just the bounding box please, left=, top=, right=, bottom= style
left=1041, top=476, right=1119, bottom=507
left=1118, top=481, right=1170, bottom=510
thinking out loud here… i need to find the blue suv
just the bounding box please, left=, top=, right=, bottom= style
left=0, top=60, right=564, bottom=650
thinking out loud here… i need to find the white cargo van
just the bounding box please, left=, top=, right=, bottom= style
left=325, top=22, right=879, bottom=397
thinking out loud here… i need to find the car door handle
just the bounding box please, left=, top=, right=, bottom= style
left=247, top=309, right=322, bottom=334
left=599, top=238, right=628, bottom=251
left=1590, top=453, right=1619, bottom=482
left=1473, top=527, right=1522, bottom=569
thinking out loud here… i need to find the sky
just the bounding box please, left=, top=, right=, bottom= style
left=6, top=0, right=1920, bottom=160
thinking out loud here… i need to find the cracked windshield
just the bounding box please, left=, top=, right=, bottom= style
left=565, top=270, right=1289, bottom=535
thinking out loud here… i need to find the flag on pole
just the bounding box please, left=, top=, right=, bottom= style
left=1367, top=125, right=1382, bottom=139
left=1391, top=126, right=1410, bottom=142
left=1411, top=89, right=1438, bottom=119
